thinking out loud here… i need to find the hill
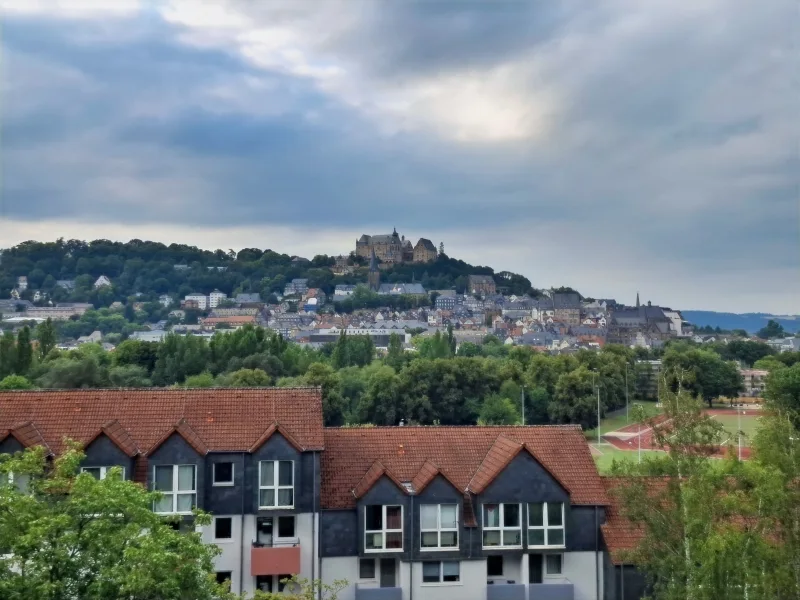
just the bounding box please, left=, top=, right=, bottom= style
left=683, top=310, right=800, bottom=334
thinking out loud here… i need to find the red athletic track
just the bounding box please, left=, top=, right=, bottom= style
left=601, top=408, right=758, bottom=460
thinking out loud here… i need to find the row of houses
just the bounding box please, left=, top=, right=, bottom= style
left=0, top=388, right=644, bottom=600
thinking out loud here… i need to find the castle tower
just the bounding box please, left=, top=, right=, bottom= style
left=368, top=248, right=381, bottom=292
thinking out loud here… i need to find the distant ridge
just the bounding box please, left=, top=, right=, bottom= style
left=683, top=311, right=799, bottom=334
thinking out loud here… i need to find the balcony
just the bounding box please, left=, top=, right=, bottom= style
left=529, top=579, right=574, bottom=600
left=487, top=582, right=526, bottom=600
left=354, top=584, right=402, bottom=600
left=250, top=540, right=301, bottom=576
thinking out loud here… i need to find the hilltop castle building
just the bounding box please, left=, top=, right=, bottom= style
left=355, top=229, right=437, bottom=264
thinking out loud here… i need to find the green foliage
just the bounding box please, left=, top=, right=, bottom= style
left=712, top=339, right=775, bottom=366
left=108, top=364, right=152, bottom=387
left=757, top=319, right=786, bottom=339
left=15, top=327, right=33, bottom=375
left=662, top=347, right=743, bottom=407
left=251, top=575, right=347, bottom=600
left=331, top=332, right=375, bottom=369
left=0, top=375, right=33, bottom=390
left=0, top=331, right=17, bottom=379
left=219, top=368, right=272, bottom=387
left=765, top=363, right=800, bottom=427
left=478, top=393, right=519, bottom=424
left=34, top=319, right=57, bottom=359
left=0, top=445, right=231, bottom=600
left=183, top=371, right=216, bottom=388
left=550, top=366, right=601, bottom=430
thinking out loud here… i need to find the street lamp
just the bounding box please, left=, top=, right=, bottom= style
left=625, top=363, right=630, bottom=424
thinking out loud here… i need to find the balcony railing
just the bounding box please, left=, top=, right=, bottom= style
left=250, top=539, right=301, bottom=576
left=528, top=579, right=574, bottom=600
left=354, top=584, right=402, bottom=600
left=487, top=582, right=526, bottom=600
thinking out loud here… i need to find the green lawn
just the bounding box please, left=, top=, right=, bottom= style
left=712, top=414, right=762, bottom=446
left=591, top=444, right=664, bottom=473
left=584, top=401, right=663, bottom=442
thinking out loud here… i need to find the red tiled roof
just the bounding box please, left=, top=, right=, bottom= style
left=601, top=477, right=669, bottom=565
left=0, top=388, right=324, bottom=455
left=322, top=426, right=608, bottom=510
left=1, top=421, right=51, bottom=454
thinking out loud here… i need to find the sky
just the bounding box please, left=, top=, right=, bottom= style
left=0, top=0, right=797, bottom=314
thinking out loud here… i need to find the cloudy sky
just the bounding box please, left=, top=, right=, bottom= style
left=1, top=0, right=797, bottom=313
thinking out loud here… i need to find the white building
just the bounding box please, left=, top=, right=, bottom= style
left=209, top=289, right=228, bottom=308
left=94, top=275, right=112, bottom=289
left=185, top=293, right=208, bottom=310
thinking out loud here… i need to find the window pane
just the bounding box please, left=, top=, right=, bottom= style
left=278, top=489, right=293, bottom=507
left=487, top=555, right=503, bottom=577
left=547, top=503, right=563, bottom=526
left=546, top=554, right=562, bottom=575
left=503, top=504, right=520, bottom=527
left=442, top=562, right=460, bottom=582
left=215, top=518, right=232, bottom=539
left=502, top=529, right=521, bottom=546
left=529, top=503, right=544, bottom=526
left=154, top=496, right=173, bottom=513
left=277, top=516, right=295, bottom=538
left=421, top=532, right=439, bottom=548
left=154, top=466, right=173, bottom=491
left=83, top=467, right=102, bottom=480
left=278, top=461, right=293, bottom=486
left=365, top=506, right=383, bottom=531
left=261, top=462, right=274, bottom=487
left=386, top=531, right=403, bottom=549
left=548, top=528, right=565, bottom=546
left=259, top=489, right=275, bottom=508
left=422, top=562, right=440, bottom=583
left=440, top=504, right=457, bottom=529
left=483, top=504, right=500, bottom=528
left=359, top=559, right=375, bottom=579
left=365, top=532, right=383, bottom=550
left=214, top=462, right=233, bottom=484
left=177, top=493, right=195, bottom=512
left=483, top=530, right=501, bottom=547
left=178, top=466, right=195, bottom=491
left=420, top=505, right=438, bottom=530
left=528, top=528, right=545, bottom=546
left=440, top=531, right=458, bottom=547
left=386, top=506, right=402, bottom=529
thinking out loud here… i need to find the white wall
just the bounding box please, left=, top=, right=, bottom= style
left=411, top=559, right=486, bottom=600
left=321, top=556, right=360, bottom=600
left=563, top=551, right=602, bottom=600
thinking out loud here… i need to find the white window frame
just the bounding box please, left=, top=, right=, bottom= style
left=481, top=503, right=522, bottom=549
left=153, top=464, right=197, bottom=515
left=81, top=466, right=125, bottom=480
left=364, top=505, right=404, bottom=552
left=214, top=516, right=233, bottom=542
left=527, top=502, right=566, bottom=549
left=421, top=561, right=461, bottom=585
left=545, top=553, right=564, bottom=577
left=420, top=504, right=458, bottom=550
left=212, top=462, right=235, bottom=487
left=258, top=460, right=294, bottom=509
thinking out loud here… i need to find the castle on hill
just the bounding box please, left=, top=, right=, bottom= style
left=355, top=228, right=437, bottom=264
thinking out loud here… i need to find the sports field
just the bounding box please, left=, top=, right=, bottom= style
left=591, top=444, right=663, bottom=473
left=712, top=413, right=762, bottom=444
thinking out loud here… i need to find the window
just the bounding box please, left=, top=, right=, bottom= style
left=81, top=466, right=124, bottom=480
left=8, top=472, right=30, bottom=493
left=528, top=503, right=565, bottom=547
left=545, top=554, right=563, bottom=576
left=259, top=460, right=294, bottom=508
left=482, top=503, right=521, bottom=548
left=256, top=516, right=295, bottom=545
left=420, top=504, right=458, bottom=549
left=213, top=462, right=234, bottom=486
left=277, top=516, right=295, bottom=538
left=487, top=555, right=503, bottom=577
left=365, top=505, right=403, bottom=551
left=214, top=517, right=232, bottom=540
left=359, top=558, right=376, bottom=580
left=153, top=465, right=196, bottom=514
left=422, top=561, right=460, bottom=584
left=215, top=572, right=232, bottom=585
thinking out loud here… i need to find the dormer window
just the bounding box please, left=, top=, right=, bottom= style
left=153, top=465, right=196, bottom=514
left=482, top=503, right=522, bottom=548
left=528, top=502, right=565, bottom=547
left=258, top=460, right=294, bottom=509
left=365, top=505, right=403, bottom=552
left=420, top=504, right=458, bottom=549
left=81, top=466, right=125, bottom=480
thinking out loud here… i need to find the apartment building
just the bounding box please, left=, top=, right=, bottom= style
left=319, top=426, right=609, bottom=600
left=1, top=388, right=618, bottom=600
left=0, top=388, right=324, bottom=597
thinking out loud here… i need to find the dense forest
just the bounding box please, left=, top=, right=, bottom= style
left=0, top=238, right=537, bottom=307
left=1, top=321, right=796, bottom=429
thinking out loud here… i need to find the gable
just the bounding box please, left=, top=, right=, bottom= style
left=84, top=434, right=134, bottom=467
left=416, top=474, right=462, bottom=502
left=146, top=432, right=202, bottom=463
left=480, top=451, right=570, bottom=504
left=251, top=431, right=302, bottom=460
left=0, top=436, right=24, bottom=455
left=360, top=475, right=408, bottom=505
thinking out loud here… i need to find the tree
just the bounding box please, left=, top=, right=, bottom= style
left=764, top=362, right=800, bottom=427
left=253, top=575, right=347, bottom=600
left=384, top=333, right=406, bottom=371
left=0, top=330, right=17, bottom=379
left=36, top=355, right=109, bottom=389
left=220, top=368, right=271, bottom=387
left=34, top=318, right=57, bottom=359
left=108, top=365, right=152, bottom=387
left=15, top=327, right=33, bottom=375
left=183, top=371, right=215, bottom=388
left=0, top=375, right=33, bottom=390
left=0, top=444, right=232, bottom=600
left=478, top=393, right=519, bottom=425
left=549, top=366, right=601, bottom=429
left=757, top=319, right=786, bottom=339
left=662, top=347, right=743, bottom=408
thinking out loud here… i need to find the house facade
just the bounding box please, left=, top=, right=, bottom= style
left=1, top=389, right=628, bottom=600
left=356, top=230, right=438, bottom=264
left=468, top=275, right=497, bottom=296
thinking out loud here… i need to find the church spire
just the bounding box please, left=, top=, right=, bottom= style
left=369, top=248, right=378, bottom=272
left=636, top=292, right=640, bottom=308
